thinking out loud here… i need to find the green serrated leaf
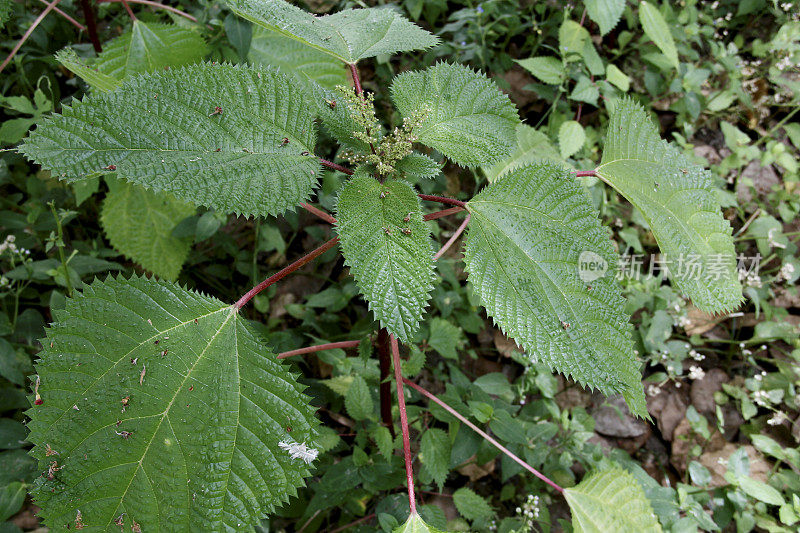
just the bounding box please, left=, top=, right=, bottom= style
left=371, top=425, right=393, bottom=458
left=20, top=63, right=320, bottom=218
left=565, top=468, right=662, bottom=533
left=559, top=120, right=586, bottom=158
left=597, top=98, right=742, bottom=314
left=401, top=345, right=426, bottom=377
left=391, top=62, right=520, bottom=168
left=464, top=162, right=647, bottom=417
left=453, top=488, right=494, bottom=522
left=484, top=124, right=563, bottom=182
left=345, top=375, right=373, bottom=421
left=101, top=177, right=195, bottom=280
left=584, top=0, right=626, bottom=36
left=559, top=20, right=590, bottom=62
left=394, top=513, right=447, bottom=533
left=95, top=21, right=208, bottom=79
left=55, top=49, right=122, bottom=93
left=227, top=0, right=439, bottom=63
left=27, top=275, right=319, bottom=531
left=515, top=56, right=564, bottom=85
left=248, top=27, right=349, bottom=90
left=420, top=428, right=450, bottom=490
left=427, top=317, right=461, bottom=359
left=638, top=2, right=679, bottom=70
left=395, top=152, right=442, bottom=180
left=336, top=172, right=434, bottom=342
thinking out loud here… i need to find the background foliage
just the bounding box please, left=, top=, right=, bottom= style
left=1, top=0, right=799, bottom=531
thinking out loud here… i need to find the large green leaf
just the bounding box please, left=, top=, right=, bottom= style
left=248, top=27, right=349, bottom=90
left=336, top=171, right=434, bottom=342
left=597, top=98, right=742, bottom=314
left=638, top=2, right=679, bottom=69
left=584, top=0, right=626, bottom=35
left=464, top=162, right=647, bottom=417
left=95, top=20, right=208, bottom=79
left=484, top=124, right=564, bottom=182
left=227, top=0, right=439, bottom=63
left=564, top=469, right=662, bottom=532
left=391, top=62, right=520, bottom=168
left=394, top=513, right=446, bottom=533
left=101, top=177, right=195, bottom=280
left=27, top=275, right=319, bottom=531
left=419, top=428, right=450, bottom=490
left=20, top=63, right=320, bottom=218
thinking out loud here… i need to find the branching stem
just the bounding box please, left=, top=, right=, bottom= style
left=403, top=378, right=565, bottom=494
left=36, top=0, right=86, bottom=30
left=277, top=340, right=360, bottom=359
left=0, top=0, right=63, bottom=74
left=234, top=237, right=339, bottom=309
left=574, top=170, right=597, bottom=177
left=300, top=203, right=336, bottom=224
left=119, top=0, right=137, bottom=20
left=423, top=206, right=464, bottom=221
left=318, top=158, right=354, bottom=175
left=391, top=335, right=417, bottom=514
left=349, top=63, right=363, bottom=95
left=434, top=214, right=470, bottom=261
left=418, top=194, right=467, bottom=208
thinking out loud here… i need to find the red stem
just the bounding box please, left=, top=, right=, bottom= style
left=97, top=0, right=199, bottom=23
left=423, top=206, right=464, bottom=221
left=0, top=0, right=63, bottom=74
left=377, top=329, right=395, bottom=437
left=391, top=335, right=417, bottom=514
left=349, top=63, right=363, bottom=95
left=119, top=0, right=137, bottom=20
left=277, top=340, right=360, bottom=359
left=234, top=237, right=339, bottom=309
left=318, top=158, right=354, bottom=176
left=574, top=170, right=597, bottom=177
left=79, top=0, right=102, bottom=53
left=403, top=378, right=564, bottom=494
left=433, top=214, right=470, bottom=261
left=300, top=203, right=336, bottom=224
left=36, top=0, right=86, bottom=31
left=418, top=194, right=467, bottom=208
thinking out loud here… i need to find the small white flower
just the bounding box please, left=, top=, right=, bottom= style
left=777, top=263, right=795, bottom=282
left=278, top=439, right=319, bottom=464
left=689, top=366, right=706, bottom=381
left=767, top=412, right=786, bottom=426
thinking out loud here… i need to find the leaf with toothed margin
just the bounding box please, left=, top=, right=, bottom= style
left=335, top=170, right=434, bottom=342
left=19, top=63, right=320, bottom=219
left=227, top=0, right=439, bottom=63
left=394, top=513, right=447, bottom=533
left=597, top=98, right=742, bottom=314
left=391, top=62, right=520, bottom=168
left=395, top=152, right=442, bottom=180
left=26, top=275, right=319, bottom=531
left=463, top=162, right=647, bottom=417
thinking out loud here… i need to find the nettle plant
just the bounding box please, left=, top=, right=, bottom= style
left=17, top=0, right=744, bottom=531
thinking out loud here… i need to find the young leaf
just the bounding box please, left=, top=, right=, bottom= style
left=559, top=120, right=587, bottom=158
left=336, top=172, right=434, bottom=342
left=55, top=49, right=122, bottom=93
left=394, top=513, right=446, bottom=533
left=227, top=0, right=439, bottom=63
left=20, top=63, right=321, bottom=218
left=101, top=177, right=195, bottom=281
left=484, top=124, right=563, bottom=182
left=391, top=62, right=520, bottom=168
left=515, top=56, right=564, bottom=85
left=584, top=0, right=626, bottom=36
left=27, top=275, right=319, bottom=531
left=395, top=152, right=443, bottom=181
left=564, top=468, right=662, bottom=532
left=420, top=428, right=450, bottom=490
left=463, top=162, right=647, bottom=417
left=344, top=375, right=373, bottom=421
left=452, top=487, right=494, bottom=521
left=94, top=21, right=209, bottom=79
left=606, top=64, right=631, bottom=92
left=638, top=2, right=679, bottom=70
left=597, top=98, right=742, bottom=314
left=248, top=27, right=349, bottom=90
left=559, top=19, right=590, bottom=62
